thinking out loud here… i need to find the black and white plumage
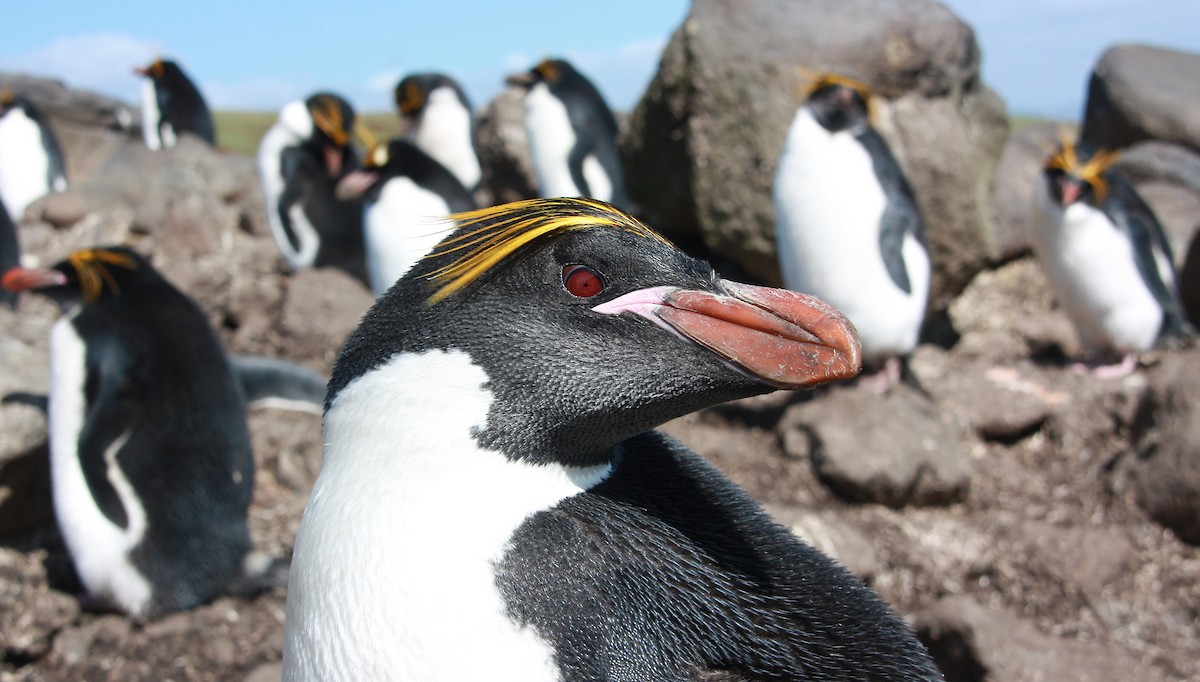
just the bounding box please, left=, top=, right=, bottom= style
left=258, top=93, right=366, bottom=282
left=1, top=247, right=261, bottom=619
left=282, top=198, right=940, bottom=681
left=1033, top=139, right=1192, bottom=375
left=395, top=73, right=481, bottom=192
left=506, top=59, right=632, bottom=210
left=135, top=59, right=215, bottom=150
left=335, top=139, right=476, bottom=296
left=0, top=91, right=67, bottom=223
left=773, top=74, right=930, bottom=388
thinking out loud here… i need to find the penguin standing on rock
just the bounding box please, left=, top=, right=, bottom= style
left=395, top=73, right=482, bottom=192
left=283, top=197, right=942, bottom=681
left=1033, top=138, right=1192, bottom=377
left=1, top=247, right=271, bottom=619
left=773, top=73, right=931, bottom=391
left=0, top=90, right=67, bottom=223
left=335, top=138, right=477, bottom=296
left=506, top=59, right=631, bottom=210
left=134, top=59, right=215, bottom=149
left=258, top=93, right=367, bottom=283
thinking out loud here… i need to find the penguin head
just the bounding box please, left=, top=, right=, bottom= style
left=2, top=246, right=154, bottom=309
left=329, top=197, right=861, bottom=466
left=1043, top=138, right=1121, bottom=208
left=133, top=59, right=182, bottom=85
left=504, top=58, right=580, bottom=91
left=395, top=73, right=471, bottom=120
left=301, top=93, right=356, bottom=177
left=333, top=139, right=418, bottom=203
left=803, top=74, right=873, bottom=133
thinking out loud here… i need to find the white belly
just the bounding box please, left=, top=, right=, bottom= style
left=284, top=350, right=609, bottom=681
left=257, top=120, right=319, bottom=269
left=1031, top=198, right=1162, bottom=354
left=0, top=109, right=55, bottom=222
left=773, top=108, right=929, bottom=360
left=525, top=83, right=591, bottom=200
left=140, top=80, right=163, bottom=150
left=363, top=178, right=454, bottom=296
left=410, top=87, right=481, bottom=190
left=48, top=318, right=153, bottom=615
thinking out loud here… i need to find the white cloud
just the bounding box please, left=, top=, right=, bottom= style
left=365, top=70, right=402, bottom=94
left=201, top=79, right=308, bottom=111
left=0, top=33, right=160, bottom=104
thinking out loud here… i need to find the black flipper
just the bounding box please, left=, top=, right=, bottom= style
left=230, top=355, right=327, bottom=413
left=1103, top=173, right=1195, bottom=343
left=858, top=129, right=927, bottom=294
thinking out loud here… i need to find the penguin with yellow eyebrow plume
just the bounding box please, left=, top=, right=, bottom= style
left=335, top=136, right=477, bottom=296
left=134, top=58, right=215, bottom=150
left=2, top=247, right=309, bottom=619
left=258, top=92, right=367, bottom=283
left=773, top=73, right=931, bottom=393
left=506, top=58, right=632, bottom=210
left=394, top=73, right=482, bottom=193
left=1032, top=137, right=1193, bottom=377
left=282, top=197, right=942, bottom=680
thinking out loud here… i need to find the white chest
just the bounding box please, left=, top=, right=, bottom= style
left=773, top=108, right=929, bottom=358
left=284, top=350, right=608, bottom=681
left=257, top=120, right=320, bottom=269
left=140, top=80, right=164, bottom=150
left=0, top=109, right=54, bottom=222
left=409, top=87, right=481, bottom=190
left=363, top=178, right=453, bottom=295
left=524, top=83, right=583, bottom=200
left=1032, top=200, right=1163, bottom=353
left=48, top=317, right=153, bottom=615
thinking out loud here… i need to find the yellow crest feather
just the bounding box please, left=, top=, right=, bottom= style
left=397, top=79, right=423, bottom=114
left=309, top=96, right=348, bottom=147
left=1045, top=132, right=1121, bottom=203
left=424, top=197, right=671, bottom=305
left=794, top=70, right=876, bottom=121
left=67, top=248, right=137, bottom=304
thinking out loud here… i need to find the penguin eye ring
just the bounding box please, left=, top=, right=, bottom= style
left=562, top=264, right=605, bottom=298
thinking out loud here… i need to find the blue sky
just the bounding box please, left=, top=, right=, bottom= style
left=1, top=1, right=1196, bottom=120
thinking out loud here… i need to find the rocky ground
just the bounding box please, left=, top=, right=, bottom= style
left=3, top=2, right=1200, bottom=679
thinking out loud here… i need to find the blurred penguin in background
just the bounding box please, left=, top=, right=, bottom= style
left=395, top=73, right=481, bottom=193
left=1032, top=137, right=1193, bottom=377
left=506, top=58, right=631, bottom=211
left=258, top=92, right=367, bottom=284
left=0, top=90, right=67, bottom=223
left=773, top=73, right=931, bottom=392
left=336, top=136, right=476, bottom=296
left=134, top=58, right=215, bottom=150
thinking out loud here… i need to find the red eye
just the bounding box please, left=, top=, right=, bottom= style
left=562, top=264, right=604, bottom=298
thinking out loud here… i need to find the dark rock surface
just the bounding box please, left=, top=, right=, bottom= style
left=1081, top=44, right=1200, bottom=154
left=915, top=596, right=1169, bottom=682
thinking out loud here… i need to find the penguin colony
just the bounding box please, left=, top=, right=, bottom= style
left=0, top=35, right=1193, bottom=680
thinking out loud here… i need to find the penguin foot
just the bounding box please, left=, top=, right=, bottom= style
left=1071, top=353, right=1138, bottom=380
left=858, top=357, right=903, bottom=395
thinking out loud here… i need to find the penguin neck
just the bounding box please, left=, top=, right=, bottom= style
left=407, top=88, right=480, bottom=190
left=321, top=348, right=613, bottom=509
left=292, top=348, right=609, bottom=676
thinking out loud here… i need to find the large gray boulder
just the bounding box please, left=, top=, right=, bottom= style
left=623, top=0, right=1006, bottom=315
left=1081, top=44, right=1200, bottom=154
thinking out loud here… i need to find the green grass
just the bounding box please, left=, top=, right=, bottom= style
left=213, top=110, right=406, bottom=156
